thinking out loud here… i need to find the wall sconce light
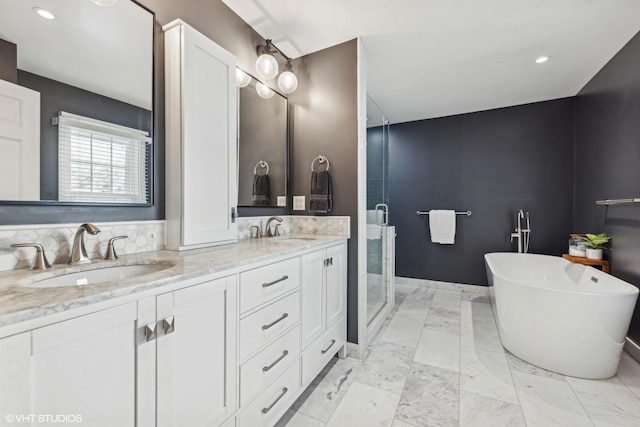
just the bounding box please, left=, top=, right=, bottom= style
left=236, top=68, right=251, bottom=88
left=278, top=60, right=298, bottom=95
left=255, top=39, right=298, bottom=94
left=255, top=41, right=279, bottom=81
left=256, top=82, right=275, bottom=99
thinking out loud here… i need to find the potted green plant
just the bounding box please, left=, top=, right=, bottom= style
left=581, top=233, right=611, bottom=260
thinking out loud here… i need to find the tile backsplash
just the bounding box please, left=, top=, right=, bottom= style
left=0, top=221, right=165, bottom=272
left=0, top=216, right=349, bottom=272
left=236, top=215, right=350, bottom=239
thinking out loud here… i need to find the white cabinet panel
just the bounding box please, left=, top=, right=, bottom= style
left=240, top=291, right=300, bottom=361
left=157, top=276, right=237, bottom=427
left=0, top=332, right=31, bottom=418
left=240, top=325, right=300, bottom=406
left=326, top=243, right=347, bottom=329
left=301, top=250, right=326, bottom=349
left=164, top=19, right=238, bottom=250
left=31, top=303, right=138, bottom=427
left=240, top=257, right=300, bottom=314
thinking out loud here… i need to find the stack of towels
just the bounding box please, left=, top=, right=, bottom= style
left=429, top=210, right=456, bottom=244
left=310, top=170, right=333, bottom=213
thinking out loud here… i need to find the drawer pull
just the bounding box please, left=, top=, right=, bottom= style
left=162, top=316, right=175, bottom=335
left=263, top=350, right=289, bottom=372
left=321, top=339, right=336, bottom=354
left=261, top=387, right=288, bottom=414
left=262, top=313, right=289, bottom=330
left=144, top=324, right=157, bottom=342
left=262, top=275, right=289, bottom=288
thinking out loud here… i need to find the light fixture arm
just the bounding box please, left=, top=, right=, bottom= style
left=257, top=39, right=292, bottom=63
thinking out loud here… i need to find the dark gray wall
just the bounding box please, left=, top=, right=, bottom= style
left=574, top=31, right=640, bottom=346
left=238, top=81, right=287, bottom=207
left=0, top=38, right=17, bottom=83
left=289, top=40, right=359, bottom=342
left=390, top=98, right=575, bottom=285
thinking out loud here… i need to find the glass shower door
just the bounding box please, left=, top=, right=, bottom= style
left=366, top=95, right=390, bottom=325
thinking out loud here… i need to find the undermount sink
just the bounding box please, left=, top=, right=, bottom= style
left=24, top=263, right=174, bottom=288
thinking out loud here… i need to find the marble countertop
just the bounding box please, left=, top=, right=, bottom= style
left=0, top=234, right=347, bottom=329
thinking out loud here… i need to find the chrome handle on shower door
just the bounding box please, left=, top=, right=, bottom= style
left=375, top=203, right=389, bottom=226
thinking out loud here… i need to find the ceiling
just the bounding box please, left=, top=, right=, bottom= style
left=0, top=0, right=152, bottom=110
left=222, top=0, right=640, bottom=124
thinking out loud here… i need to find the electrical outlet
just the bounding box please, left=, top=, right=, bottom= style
left=293, top=196, right=305, bottom=211
left=277, top=196, right=286, bottom=207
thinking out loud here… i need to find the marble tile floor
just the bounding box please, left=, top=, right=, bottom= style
left=277, top=283, right=640, bottom=427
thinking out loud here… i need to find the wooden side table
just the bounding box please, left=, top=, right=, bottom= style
left=562, top=254, right=610, bottom=273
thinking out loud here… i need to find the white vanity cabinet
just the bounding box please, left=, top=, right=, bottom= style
left=164, top=19, right=238, bottom=250
left=301, top=242, right=348, bottom=385
left=0, top=303, right=140, bottom=427
left=138, top=276, right=237, bottom=427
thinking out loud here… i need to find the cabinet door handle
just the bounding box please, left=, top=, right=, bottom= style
left=329, top=257, right=333, bottom=266
left=162, top=316, right=175, bottom=335
left=262, top=275, right=289, bottom=288
left=263, top=350, right=289, bottom=372
left=144, top=324, right=157, bottom=342
left=321, top=339, right=336, bottom=354
left=261, top=387, right=288, bottom=414
left=262, top=313, right=289, bottom=330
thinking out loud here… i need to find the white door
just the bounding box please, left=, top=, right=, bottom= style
left=157, top=276, right=237, bottom=427
left=326, top=243, right=347, bottom=329
left=0, top=79, right=40, bottom=200
left=301, top=249, right=326, bottom=349
left=31, top=303, right=138, bottom=427
left=181, top=23, right=238, bottom=246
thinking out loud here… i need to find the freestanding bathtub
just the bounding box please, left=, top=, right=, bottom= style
left=484, top=252, right=638, bottom=379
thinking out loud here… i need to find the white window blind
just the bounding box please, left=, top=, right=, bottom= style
left=56, top=112, right=151, bottom=203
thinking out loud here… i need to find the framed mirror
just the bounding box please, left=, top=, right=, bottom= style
left=237, top=70, right=288, bottom=208
left=0, top=0, right=154, bottom=205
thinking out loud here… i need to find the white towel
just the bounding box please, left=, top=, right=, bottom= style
left=429, top=210, right=456, bottom=244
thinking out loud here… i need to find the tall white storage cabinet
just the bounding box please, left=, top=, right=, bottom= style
left=164, top=20, right=238, bottom=250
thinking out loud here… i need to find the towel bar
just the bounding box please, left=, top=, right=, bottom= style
left=595, top=198, right=640, bottom=206
left=416, top=210, right=472, bottom=216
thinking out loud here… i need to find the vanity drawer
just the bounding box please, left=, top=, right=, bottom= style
left=301, top=317, right=346, bottom=386
left=240, top=257, right=300, bottom=314
left=238, top=359, right=300, bottom=427
left=240, top=325, right=300, bottom=406
left=240, top=291, right=300, bottom=361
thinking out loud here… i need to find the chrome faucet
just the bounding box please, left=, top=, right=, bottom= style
left=510, top=209, right=531, bottom=253
left=264, top=216, right=283, bottom=237
left=70, top=223, right=101, bottom=264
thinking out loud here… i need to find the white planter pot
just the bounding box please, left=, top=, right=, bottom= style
left=586, top=248, right=603, bottom=260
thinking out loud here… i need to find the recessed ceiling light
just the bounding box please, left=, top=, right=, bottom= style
left=89, top=0, right=119, bottom=6
left=33, top=7, right=55, bottom=20
left=535, top=56, right=550, bottom=64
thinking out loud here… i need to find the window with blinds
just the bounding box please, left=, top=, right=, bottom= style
left=56, top=112, right=151, bottom=204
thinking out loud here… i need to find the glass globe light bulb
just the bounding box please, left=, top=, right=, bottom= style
left=255, top=54, right=278, bottom=81
left=278, top=70, right=298, bottom=94
left=256, top=82, right=275, bottom=99
left=236, top=68, right=251, bottom=88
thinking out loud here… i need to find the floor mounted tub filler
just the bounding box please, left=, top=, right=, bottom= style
left=484, top=252, right=638, bottom=379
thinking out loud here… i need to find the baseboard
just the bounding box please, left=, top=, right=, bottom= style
left=346, top=342, right=360, bottom=359
left=625, top=337, right=640, bottom=362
